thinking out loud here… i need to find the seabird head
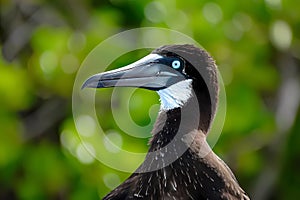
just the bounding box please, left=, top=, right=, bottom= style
left=82, top=44, right=219, bottom=131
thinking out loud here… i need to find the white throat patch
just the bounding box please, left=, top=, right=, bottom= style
left=157, top=79, right=193, bottom=110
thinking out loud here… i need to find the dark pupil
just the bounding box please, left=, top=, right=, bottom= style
left=172, top=60, right=180, bottom=68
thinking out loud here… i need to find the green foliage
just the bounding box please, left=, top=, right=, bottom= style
left=0, top=0, right=299, bottom=199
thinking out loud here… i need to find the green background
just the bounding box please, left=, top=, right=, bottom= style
left=1, top=0, right=299, bottom=199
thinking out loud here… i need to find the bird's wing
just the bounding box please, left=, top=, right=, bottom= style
left=187, top=130, right=250, bottom=199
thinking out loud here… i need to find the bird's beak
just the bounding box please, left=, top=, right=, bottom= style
left=82, top=54, right=186, bottom=91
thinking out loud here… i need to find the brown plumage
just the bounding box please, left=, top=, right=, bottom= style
left=83, top=44, right=250, bottom=200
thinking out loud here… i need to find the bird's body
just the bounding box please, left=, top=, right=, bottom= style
left=103, top=106, right=248, bottom=200
left=83, top=44, right=250, bottom=200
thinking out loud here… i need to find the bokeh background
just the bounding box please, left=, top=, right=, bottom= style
left=1, top=0, right=300, bottom=199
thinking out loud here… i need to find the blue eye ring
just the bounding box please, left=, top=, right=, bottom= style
left=172, top=60, right=181, bottom=69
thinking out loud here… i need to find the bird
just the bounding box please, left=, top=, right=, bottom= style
left=82, top=44, right=250, bottom=200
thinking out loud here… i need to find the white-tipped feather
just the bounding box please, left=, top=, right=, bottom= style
left=157, top=79, right=193, bottom=110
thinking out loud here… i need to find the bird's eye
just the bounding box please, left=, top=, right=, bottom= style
left=172, top=60, right=181, bottom=69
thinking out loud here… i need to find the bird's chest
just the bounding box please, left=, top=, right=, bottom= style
left=130, top=150, right=228, bottom=200
left=131, top=155, right=204, bottom=199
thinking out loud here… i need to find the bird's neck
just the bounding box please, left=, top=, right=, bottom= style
left=148, top=90, right=212, bottom=154
left=149, top=108, right=183, bottom=151
left=137, top=106, right=198, bottom=172
left=137, top=82, right=214, bottom=171
left=152, top=87, right=213, bottom=141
